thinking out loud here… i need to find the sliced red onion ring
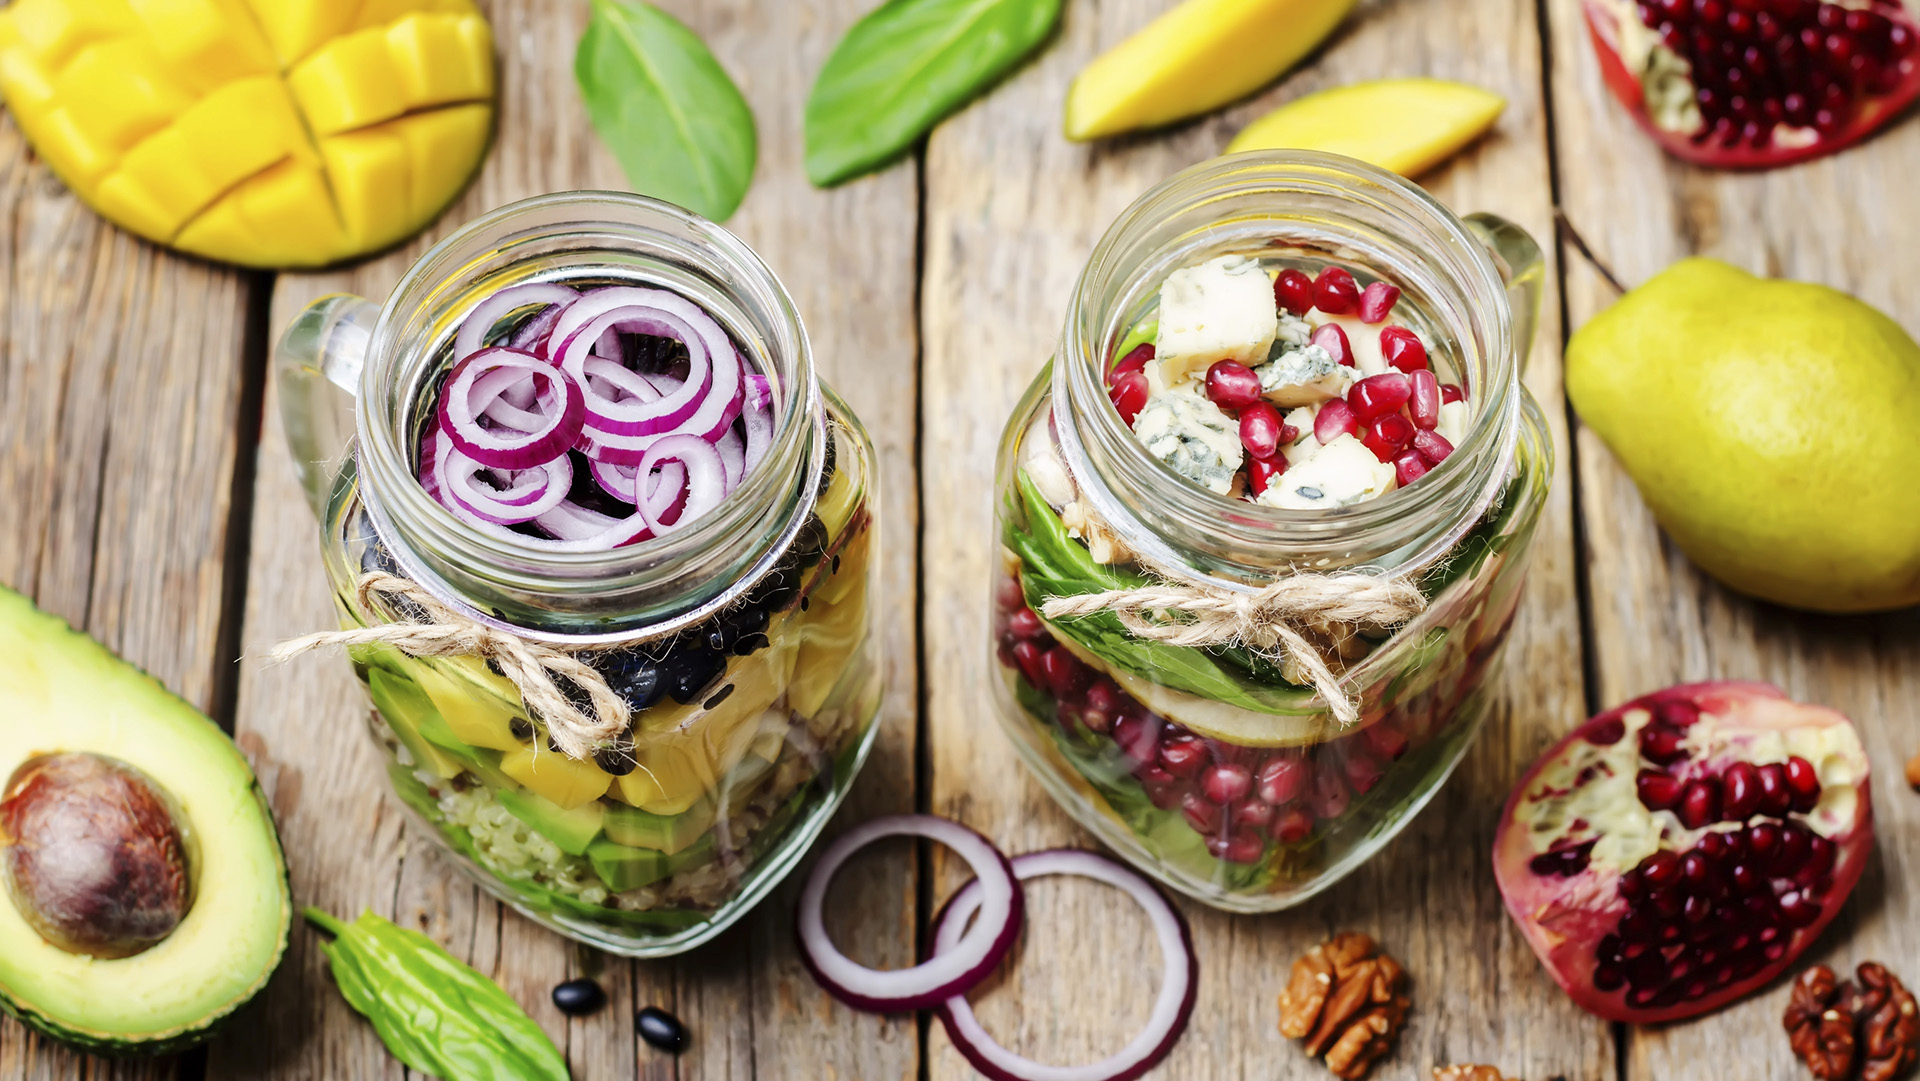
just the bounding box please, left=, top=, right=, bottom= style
left=797, top=816, right=1023, bottom=1013
left=509, top=303, right=565, bottom=354
left=715, top=427, right=745, bottom=490
left=433, top=432, right=573, bottom=525
left=474, top=364, right=556, bottom=431
left=742, top=374, right=774, bottom=474
left=436, top=349, right=584, bottom=469
left=589, top=457, right=685, bottom=510
left=554, top=290, right=717, bottom=436
left=634, top=435, right=727, bottom=535
left=581, top=356, right=663, bottom=406
left=932, top=850, right=1196, bottom=1081
left=454, top=282, right=577, bottom=360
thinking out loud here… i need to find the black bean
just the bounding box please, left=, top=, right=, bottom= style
left=509, top=717, right=534, bottom=741
left=662, top=649, right=727, bottom=705
left=551, top=977, right=606, bottom=1016
left=636, top=1005, right=688, bottom=1054
left=594, top=742, right=637, bottom=776
left=702, top=684, right=735, bottom=710
left=730, top=632, right=769, bottom=656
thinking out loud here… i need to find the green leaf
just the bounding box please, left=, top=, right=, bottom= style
left=804, top=0, right=1063, bottom=186
left=576, top=0, right=757, bottom=221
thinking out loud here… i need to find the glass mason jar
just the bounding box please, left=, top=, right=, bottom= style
left=275, top=192, right=882, bottom=955
left=990, top=153, right=1553, bottom=912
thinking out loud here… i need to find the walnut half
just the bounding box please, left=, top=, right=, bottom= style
left=1786, top=962, right=1920, bottom=1081
left=1786, top=965, right=1857, bottom=1081
left=1433, top=1068, right=1516, bottom=1081
left=1278, top=933, right=1411, bottom=1080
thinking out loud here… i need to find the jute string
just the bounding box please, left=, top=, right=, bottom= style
left=1039, top=555, right=1427, bottom=729
left=270, top=572, right=630, bottom=759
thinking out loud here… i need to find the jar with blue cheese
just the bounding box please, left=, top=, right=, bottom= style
left=989, top=153, right=1556, bottom=911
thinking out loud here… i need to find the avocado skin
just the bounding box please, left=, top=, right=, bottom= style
left=0, top=586, right=291, bottom=1055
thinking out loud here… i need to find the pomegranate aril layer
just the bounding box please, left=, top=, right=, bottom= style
left=1275, top=268, right=1315, bottom=315
left=1313, top=266, right=1360, bottom=314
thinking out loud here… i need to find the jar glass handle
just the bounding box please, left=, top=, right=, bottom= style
left=1464, top=213, right=1545, bottom=376
left=275, top=294, right=377, bottom=520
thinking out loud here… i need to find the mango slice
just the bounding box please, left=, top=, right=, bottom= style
left=1226, top=78, right=1506, bottom=177
left=1064, top=0, right=1358, bottom=141
left=0, top=0, right=495, bottom=268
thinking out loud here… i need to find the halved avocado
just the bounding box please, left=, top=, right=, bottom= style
left=0, top=586, right=291, bottom=1053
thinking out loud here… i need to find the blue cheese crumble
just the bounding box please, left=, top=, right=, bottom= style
left=1257, top=434, right=1396, bottom=510
left=1133, top=385, right=1244, bottom=494
left=1256, top=342, right=1354, bottom=407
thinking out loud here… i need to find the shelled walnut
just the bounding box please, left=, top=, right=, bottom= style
left=1786, top=963, right=1920, bottom=1081
left=1278, top=932, right=1411, bottom=1080
left=1433, top=1068, right=1513, bottom=1081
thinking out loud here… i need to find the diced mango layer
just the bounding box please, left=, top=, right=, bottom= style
left=0, top=0, right=495, bottom=268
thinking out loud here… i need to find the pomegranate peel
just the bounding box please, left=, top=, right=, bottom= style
left=1493, top=681, right=1873, bottom=1024
left=1583, top=0, right=1920, bottom=169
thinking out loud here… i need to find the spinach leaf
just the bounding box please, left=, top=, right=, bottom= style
left=805, top=0, right=1063, bottom=186
left=305, top=907, right=568, bottom=1081
left=576, top=0, right=757, bottom=221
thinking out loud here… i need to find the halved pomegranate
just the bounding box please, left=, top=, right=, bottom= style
left=1493, top=682, right=1873, bottom=1024
left=1584, top=0, right=1920, bottom=168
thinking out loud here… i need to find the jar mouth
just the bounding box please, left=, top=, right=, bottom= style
left=1054, top=152, right=1519, bottom=582
left=355, top=191, right=824, bottom=638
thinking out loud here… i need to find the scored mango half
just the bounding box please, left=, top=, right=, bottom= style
left=0, top=0, right=496, bottom=268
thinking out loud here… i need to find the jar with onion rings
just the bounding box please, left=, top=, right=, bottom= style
left=274, top=192, right=881, bottom=956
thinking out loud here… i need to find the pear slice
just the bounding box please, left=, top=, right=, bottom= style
left=1064, top=0, right=1357, bottom=141
left=1227, top=78, right=1506, bottom=177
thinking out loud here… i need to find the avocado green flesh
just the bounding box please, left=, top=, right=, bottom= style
left=0, top=587, right=290, bottom=1052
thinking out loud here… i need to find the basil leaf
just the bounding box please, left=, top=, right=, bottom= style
left=805, top=0, right=1063, bottom=186
left=305, top=907, right=569, bottom=1081
left=576, top=0, right=757, bottom=221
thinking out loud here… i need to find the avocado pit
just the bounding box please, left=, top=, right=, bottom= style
left=1, top=752, right=194, bottom=959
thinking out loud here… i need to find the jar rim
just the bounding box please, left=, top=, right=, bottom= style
left=353, top=191, right=825, bottom=639
left=1052, top=151, right=1523, bottom=582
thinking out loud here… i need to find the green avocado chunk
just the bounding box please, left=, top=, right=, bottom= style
left=603, top=798, right=716, bottom=855
left=0, top=586, right=291, bottom=1054
left=588, top=834, right=717, bottom=892
left=496, top=788, right=605, bottom=856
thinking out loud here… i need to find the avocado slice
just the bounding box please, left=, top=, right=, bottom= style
left=603, top=798, right=715, bottom=855
left=0, top=586, right=291, bottom=1054
left=495, top=787, right=605, bottom=856
left=365, top=668, right=463, bottom=780
left=587, top=834, right=717, bottom=893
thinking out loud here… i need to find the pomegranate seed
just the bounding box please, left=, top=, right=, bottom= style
left=1594, top=965, right=1627, bottom=991
left=1722, top=761, right=1760, bottom=820
left=1653, top=699, right=1700, bottom=727
left=1247, top=454, right=1286, bottom=496
left=1785, top=756, right=1821, bottom=811
left=1412, top=429, right=1454, bottom=464
left=1358, top=281, right=1401, bottom=323
left=1007, top=608, right=1044, bottom=639
left=1343, top=749, right=1385, bottom=795
left=1393, top=451, right=1430, bottom=488
left=996, top=575, right=1026, bottom=611
left=1362, top=414, right=1416, bottom=462
left=1312, top=322, right=1354, bottom=366
left=1234, top=799, right=1277, bottom=830
left=1778, top=890, right=1822, bottom=927
left=1804, top=834, right=1837, bottom=878
left=1310, top=770, right=1351, bottom=819
left=1747, top=821, right=1781, bottom=860
left=1588, top=716, right=1628, bottom=746
left=1440, top=382, right=1465, bottom=404
left=1641, top=850, right=1683, bottom=887
left=1257, top=756, right=1308, bottom=805
left=1113, top=714, right=1161, bottom=764
left=1011, top=640, right=1049, bottom=689
left=1214, top=830, right=1267, bottom=864
left=1181, top=792, right=1222, bottom=834
left=1756, top=762, right=1793, bottom=814
left=1639, top=769, right=1685, bottom=810
left=1408, top=369, right=1441, bottom=429
left=1108, top=343, right=1153, bottom=386
left=1313, top=266, right=1360, bottom=314
left=1109, top=370, right=1148, bottom=426
left=1085, top=680, right=1122, bottom=715
left=1143, top=778, right=1181, bottom=810
left=1080, top=706, right=1113, bottom=734
left=1680, top=851, right=1717, bottom=890
left=1640, top=722, right=1689, bottom=764
left=1273, top=808, right=1314, bottom=843
left=1651, top=888, right=1684, bottom=919
left=1679, top=778, right=1723, bottom=828
left=1361, top=722, right=1409, bottom=760
left=1314, top=398, right=1360, bottom=443
left=1205, top=360, right=1264, bottom=409
left=1239, top=401, right=1284, bottom=458
left=1160, top=734, right=1210, bottom=779
left=1379, top=325, right=1429, bottom=372
left=1348, top=373, right=1412, bottom=420
left=1202, top=763, right=1253, bottom=804
left=1040, top=647, right=1091, bottom=699
left=1774, top=823, right=1814, bottom=875
left=1274, top=269, right=1315, bottom=315
left=1729, top=862, right=1760, bottom=893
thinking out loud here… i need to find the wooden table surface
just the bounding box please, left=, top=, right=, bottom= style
left=4, top=0, right=1918, bottom=1078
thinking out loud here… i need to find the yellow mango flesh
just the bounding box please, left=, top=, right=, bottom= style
left=500, top=746, right=612, bottom=811
left=0, top=0, right=495, bottom=268
left=1226, top=78, right=1506, bottom=177
left=1065, top=0, right=1358, bottom=141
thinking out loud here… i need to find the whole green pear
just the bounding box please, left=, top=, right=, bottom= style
left=1567, top=257, right=1920, bottom=613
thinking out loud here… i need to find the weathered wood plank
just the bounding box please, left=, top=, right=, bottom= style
left=1545, top=0, right=1920, bottom=1076
left=209, top=1, right=921, bottom=1078
left=918, top=1, right=1602, bottom=1079
left=0, top=108, right=258, bottom=1080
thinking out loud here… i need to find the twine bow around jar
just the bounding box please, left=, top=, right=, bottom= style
left=271, top=572, right=632, bottom=759
left=1038, top=556, right=1427, bottom=728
